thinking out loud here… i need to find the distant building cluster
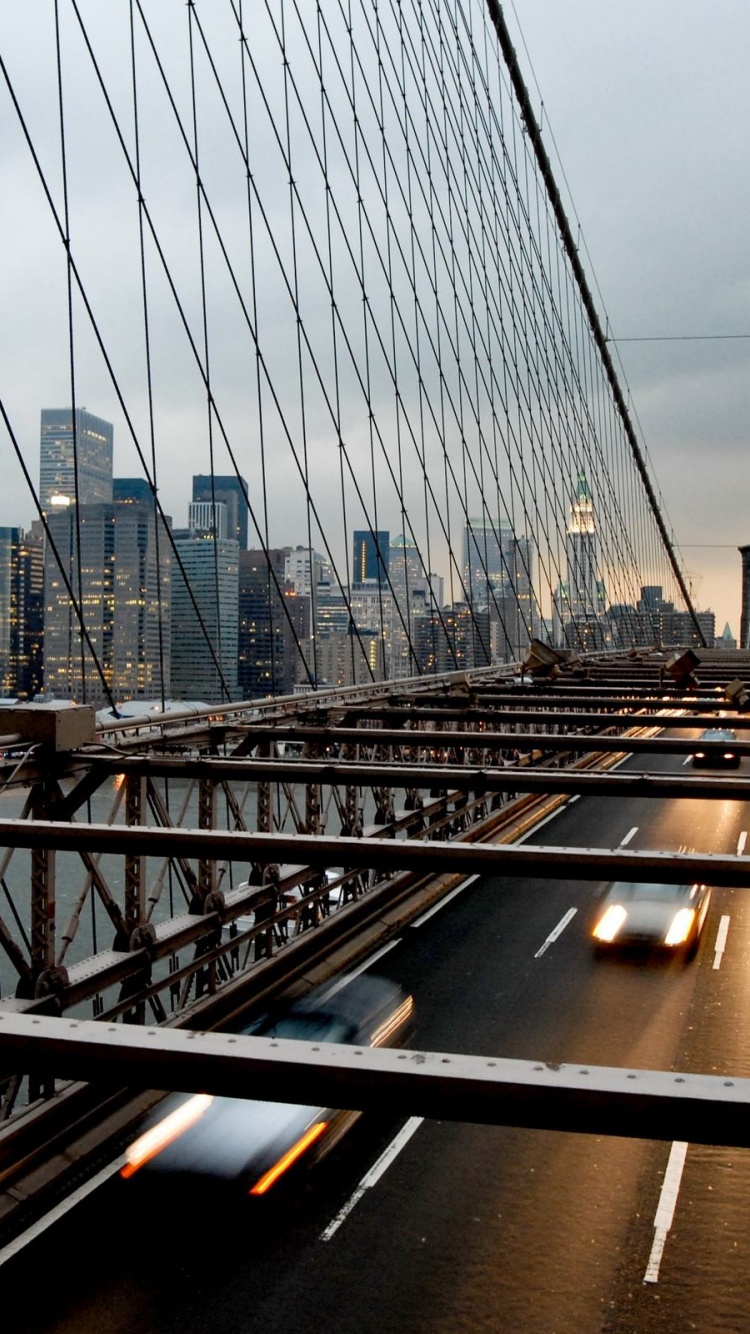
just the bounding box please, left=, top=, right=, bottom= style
left=0, top=410, right=725, bottom=706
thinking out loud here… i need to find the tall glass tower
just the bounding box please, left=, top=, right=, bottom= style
left=39, top=408, right=113, bottom=510
left=44, top=501, right=171, bottom=704
left=352, top=530, right=390, bottom=585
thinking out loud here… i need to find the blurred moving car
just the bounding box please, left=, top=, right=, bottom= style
left=592, top=880, right=711, bottom=958
left=121, top=973, right=413, bottom=1195
left=692, top=727, right=740, bottom=768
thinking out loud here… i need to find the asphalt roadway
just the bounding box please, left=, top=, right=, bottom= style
left=4, top=728, right=750, bottom=1334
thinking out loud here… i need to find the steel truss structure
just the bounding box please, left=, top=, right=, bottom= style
left=0, top=649, right=749, bottom=1244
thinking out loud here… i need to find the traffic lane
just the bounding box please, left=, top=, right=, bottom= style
left=4, top=776, right=744, bottom=1332
left=62, top=859, right=715, bottom=1334
left=2, top=899, right=711, bottom=1334
left=243, top=896, right=718, bottom=1334
left=549, top=786, right=748, bottom=864
left=596, top=879, right=750, bottom=1334
left=523, top=732, right=749, bottom=869
left=278, top=880, right=746, bottom=1334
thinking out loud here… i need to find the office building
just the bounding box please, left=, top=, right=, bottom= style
left=352, top=530, right=389, bottom=586
left=0, top=529, right=41, bottom=697
left=44, top=500, right=171, bottom=705
left=739, top=546, right=750, bottom=650
left=462, top=518, right=537, bottom=663
left=414, top=603, right=492, bottom=674
left=349, top=581, right=393, bottom=681
left=463, top=515, right=513, bottom=603
left=15, top=529, right=44, bottom=698
left=388, top=535, right=423, bottom=600
left=39, top=408, right=113, bottom=510
left=566, top=475, right=599, bottom=619
left=171, top=530, right=239, bottom=702
left=188, top=501, right=228, bottom=539
left=238, top=547, right=311, bottom=698
left=192, top=475, right=249, bottom=550
left=285, top=547, right=330, bottom=596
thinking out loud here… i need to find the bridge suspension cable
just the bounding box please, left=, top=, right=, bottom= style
left=0, top=0, right=701, bottom=706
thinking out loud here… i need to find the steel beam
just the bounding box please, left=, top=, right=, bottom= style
left=0, top=1013, right=747, bottom=1147
left=60, top=756, right=750, bottom=800
left=1, top=819, right=749, bottom=886
left=209, top=729, right=750, bottom=756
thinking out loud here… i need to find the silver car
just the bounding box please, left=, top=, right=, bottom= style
left=592, top=880, right=711, bottom=958
left=122, top=973, right=413, bottom=1195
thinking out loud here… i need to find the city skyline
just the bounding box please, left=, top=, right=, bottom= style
left=0, top=5, right=713, bottom=665
left=0, top=398, right=722, bottom=705
left=26, top=405, right=719, bottom=636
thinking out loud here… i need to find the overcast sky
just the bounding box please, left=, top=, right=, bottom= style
left=1, top=2, right=746, bottom=637
left=503, top=0, right=750, bottom=637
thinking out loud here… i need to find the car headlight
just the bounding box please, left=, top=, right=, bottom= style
left=592, top=904, right=627, bottom=943
left=694, top=752, right=705, bottom=760
left=121, top=1093, right=215, bottom=1178
left=664, top=908, right=695, bottom=947
left=724, top=753, right=735, bottom=761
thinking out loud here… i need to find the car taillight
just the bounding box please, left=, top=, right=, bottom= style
left=249, top=1121, right=328, bottom=1196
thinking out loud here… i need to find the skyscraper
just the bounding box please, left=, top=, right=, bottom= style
left=192, top=475, right=249, bottom=550
left=388, top=535, right=426, bottom=679
left=188, top=500, right=228, bottom=539
left=39, top=408, right=113, bottom=510
left=463, top=515, right=512, bottom=603
left=238, top=547, right=310, bottom=698
left=0, top=528, right=20, bottom=695
left=739, top=545, right=750, bottom=650
left=171, top=531, right=239, bottom=702
left=15, top=528, right=44, bottom=698
left=44, top=500, right=171, bottom=704
left=566, top=474, right=598, bottom=616
left=352, top=530, right=389, bottom=585
left=113, top=478, right=153, bottom=505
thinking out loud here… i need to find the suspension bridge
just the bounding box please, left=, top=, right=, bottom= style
left=0, top=4, right=748, bottom=1330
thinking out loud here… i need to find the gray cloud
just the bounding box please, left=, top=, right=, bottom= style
left=506, top=0, right=750, bottom=632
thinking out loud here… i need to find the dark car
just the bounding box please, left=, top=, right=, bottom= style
left=692, top=727, right=740, bottom=768
left=591, top=880, right=711, bottom=958
left=121, top=973, right=413, bottom=1194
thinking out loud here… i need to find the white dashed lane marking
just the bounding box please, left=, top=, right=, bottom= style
left=321, top=1117, right=424, bottom=1241
left=713, top=915, right=730, bottom=970
left=643, top=1141, right=688, bottom=1284
left=535, top=907, right=577, bottom=958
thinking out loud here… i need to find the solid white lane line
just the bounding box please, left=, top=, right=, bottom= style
left=620, top=826, right=638, bottom=847
left=534, top=907, right=577, bottom=958
left=643, top=1140, right=688, bottom=1284
left=321, top=1117, right=423, bottom=1241
left=516, top=805, right=566, bottom=840
left=713, top=915, right=731, bottom=970
left=411, top=877, right=479, bottom=927
left=608, top=754, right=632, bottom=772
left=0, top=1156, right=126, bottom=1267
left=737, top=831, right=747, bottom=857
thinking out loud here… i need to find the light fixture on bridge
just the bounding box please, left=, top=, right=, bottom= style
left=664, top=648, right=700, bottom=691
left=725, top=677, right=750, bottom=711
left=522, top=638, right=570, bottom=680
